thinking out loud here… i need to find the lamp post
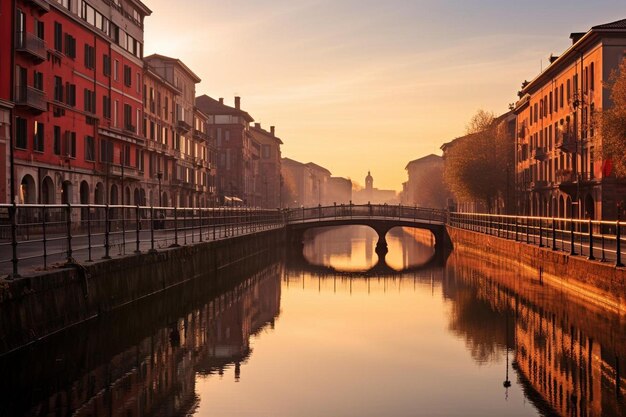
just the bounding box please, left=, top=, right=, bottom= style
left=157, top=171, right=163, bottom=207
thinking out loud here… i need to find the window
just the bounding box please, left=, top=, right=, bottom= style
left=559, top=84, right=564, bottom=108
left=103, top=54, right=111, bottom=76
left=84, top=89, right=96, bottom=113
left=124, top=103, right=132, bottom=130
left=113, top=59, right=119, bottom=81
left=566, top=80, right=571, bottom=102
left=65, top=83, right=76, bottom=106
left=100, top=140, right=113, bottom=163
left=54, top=22, right=63, bottom=52
left=35, top=19, right=44, bottom=40
left=64, top=131, right=76, bottom=158
left=84, top=44, right=95, bottom=69
left=590, top=63, right=595, bottom=91
left=123, top=145, right=131, bottom=166
left=136, top=73, right=141, bottom=93
left=54, top=126, right=61, bottom=155
left=549, top=92, right=553, bottom=114
left=123, top=65, right=131, bottom=87
left=56, top=0, right=71, bottom=10
left=85, top=136, right=95, bottom=161
left=136, top=149, right=144, bottom=171
left=54, top=76, right=63, bottom=102
left=103, top=95, right=111, bottom=119
left=16, top=117, right=27, bottom=149
left=113, top=100, right=118, bottom=127
left=64, top=34, right=76, bottom=58
left=33, top=121, right=44, bottom=152
left=33, top=71, right=44, bottom=90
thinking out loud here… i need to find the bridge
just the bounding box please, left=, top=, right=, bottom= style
left=285, top=204, right=449, bottom=255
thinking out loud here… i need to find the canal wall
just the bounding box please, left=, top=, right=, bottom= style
left=0, top=228, right=286, bottom=356
left=447, top=226, right=626, bottom=315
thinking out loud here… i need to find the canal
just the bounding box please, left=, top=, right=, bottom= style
left=0, top=226, right=624, bottom=416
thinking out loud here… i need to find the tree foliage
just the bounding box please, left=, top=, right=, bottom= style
left=601, top=57, right=626, bottom=177
left=443, top=110, right=513, bottom=212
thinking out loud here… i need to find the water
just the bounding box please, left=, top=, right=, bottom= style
left=1, top=226, right=624, bottom=416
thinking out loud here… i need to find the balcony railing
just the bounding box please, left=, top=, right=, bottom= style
left=14, top=85, right=47, bottom=113
left=108, top=164, right=138, bottom=179
left=530, top=180, right=548, bottom=189
left=532, top=147, right=547, bottom=161
left=26, top=0, right=50, bottom=12
left=15, top=32, right=47, bottom=62
left=176, top=119, right=191, bottom=132
left=556, top=169, right=576, bottom=183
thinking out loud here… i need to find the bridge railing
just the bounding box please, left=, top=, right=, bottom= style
left=286, top=204, right=447, bottom=224
left=0, top=203, right=285, bottom=277
left=449, top=212, right=624, bottom=267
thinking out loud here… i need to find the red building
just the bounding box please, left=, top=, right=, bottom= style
left=0, top=0, right=13, bottom=204
left=196, top=95, right=256, bottom=204
left=6, top=0, right=150, bottom=212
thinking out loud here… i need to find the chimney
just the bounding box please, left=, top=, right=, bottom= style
left=570, top=32, right=585, bottom=45
left=254, top=123, right=261, bottom=129
left=270, top=126, right=275, bottom=136
left=219, top=97, right=224, bottom=104
left=549, top=54, right=559, bottom=64
left=234, top=96, right=241, bottom=109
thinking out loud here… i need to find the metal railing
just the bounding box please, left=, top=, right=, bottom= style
left=0, top=204, right=285, bottom=277
left=285, top=203, right=447, bottom=224
left=449, top=212, right=624, bottom=267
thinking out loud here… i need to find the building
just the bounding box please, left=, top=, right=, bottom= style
left=144, top=54, right=205, bottom=208
left=403, top=154, right=449, bottom=209
left=328, top=177, right=352, bottom=204
left=6, top=0, right=151, bottom=214
left=352, top=171, right=397, bottom=204
left=514, top=19, right=626, bottom=220
left=0, top=0, right=12, bottom=204
left=196, top=95, right=256, bottom=205
left=250, top=123, right=282, bottom=208
left=281, top=158, right=334, bottom=207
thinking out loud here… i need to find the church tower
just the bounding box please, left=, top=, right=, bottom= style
left=365, top=171, right=373, bottom=191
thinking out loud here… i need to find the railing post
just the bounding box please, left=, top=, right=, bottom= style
left=86, top=205, right=92, bottom=261
left=149, top=206, right=156, bottom=253
left=538, top=218, right=543, bottom=247
left=570, top=218, right=576, bottom=255
left=600, top=233, right=606, bottom=262
left=135, top=204, right=141, bottom=254
left=103, top=204, right=111, bottom=259
left=173, top=207, right=180, bottom=247
left=8, top=202, right=19, bottom=278
left=616, top=220, right=623, bottom=267
left=66, top=203, right=73, bottom=262
left=183, top=208, right=188, bottom=245
left=551, top=218, right=556, bottom=251
left=42, top=206, right=48, bottom=269
left=587, top=219, right=595, bottom=260
left=199, top=208, right=203, bottom=242
left=514, top=217, right=518, bottom=241
left=526, top=217, right=530, bottom=244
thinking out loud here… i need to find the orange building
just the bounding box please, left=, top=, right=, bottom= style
left=514, top=19, right=626, bottom=220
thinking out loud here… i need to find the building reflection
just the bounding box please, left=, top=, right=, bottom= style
left=0, top=263, right=282, bottom=417
left=445, top=249, right=626, bottom=417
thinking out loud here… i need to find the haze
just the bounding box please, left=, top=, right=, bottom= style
left=144, top=0, right=626, bottom=191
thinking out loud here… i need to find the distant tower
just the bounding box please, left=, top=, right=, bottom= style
left=365, top=171, right=373, bottom=191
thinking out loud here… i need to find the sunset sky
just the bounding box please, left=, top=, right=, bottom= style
left=144, top=0, right=626, bottom=191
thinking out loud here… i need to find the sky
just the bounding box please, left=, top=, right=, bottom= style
left=143, top=0, right=626, bottom=191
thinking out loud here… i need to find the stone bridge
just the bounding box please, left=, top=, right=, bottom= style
left=285, top=204, right=450, bottom=255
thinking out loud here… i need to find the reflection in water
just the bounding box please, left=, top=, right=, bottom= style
left=1, top=229, right=624, bottom=417
left=303, top=226, right=435, bottom=271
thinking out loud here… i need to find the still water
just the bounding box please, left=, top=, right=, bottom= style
left=1, top=226, right=624, bottom=416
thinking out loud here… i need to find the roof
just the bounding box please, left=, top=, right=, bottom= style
left=305, top=162, right=332, bottom=176
left=144, top=54, right=201, bottom=83
left=250, top=125, right=283, bottom=145
left=592, top=18, right=626, bottom=29
left=195, top=95, right=254, bottom=123
left=405, top=154, right=442, bottom=170
left=519, top=18, right=626, bottom=96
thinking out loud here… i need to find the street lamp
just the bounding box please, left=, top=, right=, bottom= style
left=157, top=172, right=163, bottom=207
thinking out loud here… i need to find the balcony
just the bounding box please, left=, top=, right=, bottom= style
left=108, top=164, right=138, bottom=179
left=530, top=180, right=548, bottom=190
left=26, top=0, right=50, bottom=13
left=124, top=123, right=136, bottom=134
left=15, top=32, right=47, bottom=62
left=14, top=85, right=47, bottom=113
left=176, top=119, right=191, bottom=133
left=193, top=128, right=209, bottom=140
left=531, top=147, right=547, bottom=161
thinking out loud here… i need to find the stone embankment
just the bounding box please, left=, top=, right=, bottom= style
left=447, top=226, right=626, bottom=315
left=0, top=228, right=285, bottom=356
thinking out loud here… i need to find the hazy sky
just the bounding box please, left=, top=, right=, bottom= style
left=144, top=0, right=626, bottom=191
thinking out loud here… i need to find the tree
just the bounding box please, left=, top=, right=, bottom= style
left=601, top=57, right=626, bottom=177
left=443, top=110, right=514, bottom=213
